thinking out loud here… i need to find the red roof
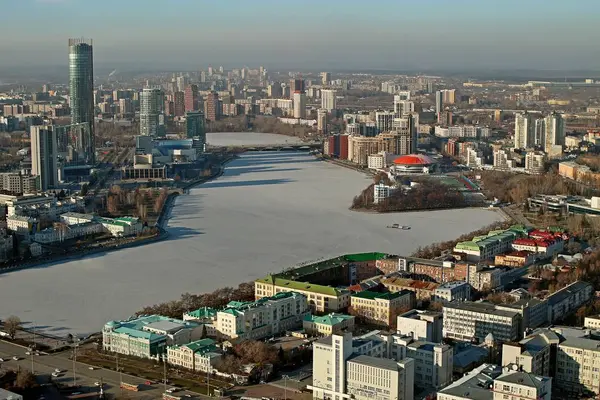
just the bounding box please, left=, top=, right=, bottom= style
left=393, top=154, right=435, bottom=166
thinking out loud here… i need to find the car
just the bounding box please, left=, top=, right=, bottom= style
left=0, top=358, right=4, bottom=362
left=88, top=366, right=95, bottom=370
left=94, top=382, right=103, bottom=387
left=145, top=380, right=153, bottom=385
left=166, top=388, right=179, bottom=393
left=51, top=372, right=60, bottom=377
left=25, top=352, right=30, bottom=355
left=12, top=356, right=19, bottom=361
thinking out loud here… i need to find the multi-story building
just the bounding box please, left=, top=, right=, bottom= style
left=433, top=281, right=472, bottom=304
left=393, top=337, right=453, bottom=389
left=373, top=183, right=395, bottom=204
left=309, top=333, right=415, bottom=400
left=493, top=149, right=515, bottom=170
left=546, top=281, right=593, bottom=323
left=303, top=313, right=355, bottom=336
left=514, top=111, right=535, bottom=149
left=34, top=221, right=103, bottom=244
left=102, top=315, right=203, bottom=359
left=173, top=91, right=185, bottom=117
left=140, top=88, right=164, bottom=137
left=492, top=371, right=552, bottom=400
left=543, top=111, right=565, bottom=156
left=396, top=310, right=443, bottom=342
left=525, top=152, right=546, bottom=174
left=215, top=291, right=309, bottom=340
left=30, top=125, right=58, bottom=191
left=496, top=298, right=549, bottom=331
left=350, top=290, right=415, bottom=327
left=438, top=363, right=503, bottom=400
left=293, top=92, right=307, bottom=118
left=205, top=91, right=220, bottom=122
left=0, top=233, right=14, bottom=262
left=321, top=89, right=337, bottom=112
left=166, top=338, right=221, bottom=373
left=556, top=336, right=600, bottom=394
left=255, top=276, right=351, bottom=313
left=435, top=91, right=444, bottom=115
left=68, top=38, right=95, bottom=163
left=501, top=329, right=561, bottom=377
left=185, top=111, right=206, bottom=150
left=453, top=229, right=519, bottom=262
left=184, top=84, right=199, bottom=112
left=381, top=276, right=439, bottom=301
left=317, top=109, right=328, bottom=133
left=584, top=315, right=600, bottom=330
left=375, top=110, right=395, bottom=132
left=443, top=302, right=522, bottom=342
left=0, top=173, right=40, bottom=194
left=398, top=257, right=456, bottom=282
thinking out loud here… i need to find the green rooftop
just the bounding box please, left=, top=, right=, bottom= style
left=304, top=313, right=354, bottom=326
left=351, top=290, right=406, bottom=301
left=169, top=338, right=218, bottom=354
left=256, top=276, right=347, bottom=297
left=185, top=307, right=217, bottom=319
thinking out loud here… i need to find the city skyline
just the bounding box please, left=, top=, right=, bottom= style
left=1, top=0, right=599, bottom=71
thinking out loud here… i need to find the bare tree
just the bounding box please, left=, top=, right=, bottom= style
left=4, top=315, right=21, bottom=339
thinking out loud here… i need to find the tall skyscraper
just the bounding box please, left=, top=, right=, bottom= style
left=514, top=111, right=535, bottom=149
left=68, top=38, right=94, bottom=163
left=435, top=91, right=444, bottom=115
left=293, top=92, right=307, bottom=119
left=176, top=76, right=188, bottom=92
left=139, top=88, right=164, bottom=137
left=205, top=91, right=220, bottom=122
left=544, top=112, right=565, bottom=154
left=317, top=109, right=328, bottom=133
left=185, top=111, right=206, bottom=150
left=31, top=125, right=58, bottom=191
left=394, top=97, right=414, bottom=117
left=321, top=89, right=337, bottom=112
left=321, top=72, right=331, bottom=85
left=267, top=82, right=282, bottom=98
left=173, top=91, right=185, bottom=117
left=184, top=85, right=199, bottom=112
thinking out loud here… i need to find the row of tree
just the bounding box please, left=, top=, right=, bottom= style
left=105, top=185, right=169, bottom=221
left=216, top=340, right=279, bottom=374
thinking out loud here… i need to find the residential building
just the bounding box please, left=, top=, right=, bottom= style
left=173, top=91, right=185, bottom=117
left=435, top=91, right=444, bottom=115
left=546, top=281, right=593, bottom=323
left=556, top=336, right=600, bottom=394
left=501, top=329, right=561, bottom=377
left=167, top=338, right=221, bottom=373
left=375, top=110, right=395, bottom=132
left=381, top=276, right=439, bottom=301
left=30, top=125, right=58, bottom=191
left=493, top=149, right=515, bottom=170
left=68, top=38, right=95, bottom=163
left=373, top=183, right=395, bottom=204
left=543, top=111, right=565, bottom=155
left=309, top=333, right=415, bottom=400
left=433, top=281, right=472, bottom=304
left=7, top=215, right=36, bottom=235
left=453, top=229, right=519, bottom=261
left=303, top=313, right=355, bottom=336
left=184, top=84, right=199, bottom=112
left=440, top=89, right=456, bottom=104
left=492, top=371, right=551, bottom=400
left=525, top=152, right=546, bottom=174
left=317, top=108, right=328, bottom=133
left=396, top=310, right=443, bottom=342
left=0, top=173, right=40, bottom=194
left=293, top=92, right=307, bottom=118
left=321, top=89, right=337, bottom=112
left=321, top=72, right=331, bottom=85
left=185, top=111, right=206, bottom=150
left=102, top=315, right=203, bottom=359
left=215, top=291, right=309, bottom=340
left=437, top=363, right=502, bottom=400
left=350, top=290, right=415, bottom=327
left=255, top=275, right=351, bottom=313
left=443, top=302, right=522, bottom=342
left=140, top=88, right=164, bottom=137
left=514, top=112, right=535, bottom=149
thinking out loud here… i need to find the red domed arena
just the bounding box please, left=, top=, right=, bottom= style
left=392, top=154, right=437, bottom=174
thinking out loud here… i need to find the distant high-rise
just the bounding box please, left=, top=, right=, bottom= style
left=394, top=97, right=414, bottom=117
left=185, top=111, right=206, bottom=149
left=267, top=82, right=282, bottom=98
left=317, top=109, right=328, bottom=133
left=514, top=112, right=535, bottom=149
left=68, top=38, right=94, bottom=163
left=293, top=92, right=307, bottom=119
left=140, top=88, right=164, bottom=137
left=31, top=125, right=58, bottom=191
left=184, top=84, right=199, bottom=112
left=321, top=72, right=331, bottom=85
left=321, top=89, right=337, bottom=112
left=205, top=91, right=220, bottom=122
left=440, top=89, right=456, bottom=104
left=208, top=66, right=213, bottom=76
left=200, top=71, right=207, bottom=83
left=176, top=76, right=188, bottom=92
left=544, top=112, right=565, bottom=154
left=291, top=79, right=305, bottom=94
left=173, top=91, right=185, bottom=117
left=435, top=91, right=444, bottom=115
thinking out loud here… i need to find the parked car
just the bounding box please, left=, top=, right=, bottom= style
left=51, top=372, right=60, bottom=377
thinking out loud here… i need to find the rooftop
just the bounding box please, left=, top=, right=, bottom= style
left=351, top=290, right=411, bottom=301
left=444, top=301, right=520, bottom=318
left=546, top=281, right=592, bottom=305
left=256, top=276, right=347, bottom=297
left=438, top=363, right=502, bottom=400
left=495, top=371, right=550, bottom=389
left=348, top=354, right=400, bottom=371
left=277, top=252, right=390, bottom=280
left=220, top=291, right=304, bottom=316
left=170, top=338, right=217, bottom=354
left=381, top=277, right=439, bottom=291
left=304, top=313, right=354, bottom=326
left=561, top=337, right=600, bottom=351
left=185, top=307, right=217, bottom=319
left=106, top=315, right=199, bottom=341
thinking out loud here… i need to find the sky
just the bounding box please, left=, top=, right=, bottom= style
left=1, top=0, right=599, bottom=71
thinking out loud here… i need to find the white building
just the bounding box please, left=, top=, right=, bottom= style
left=0, top=173, right=40, bottom=194
left=493, top=149, right=515, bottom=170
left=97, top=217, right=143, bottom=237
left=33, top=222, right=103, bottom=244
left=375, top=110, right=395, bottom=132
left=396, top=310, right=443, bottom=343
left=7, top=215, right=36, bottom=235
left=514, top=112, right=535, bottom=149
left=368, top=151, right=396, bottom=170
left=525, top=152, right=545, bottom=174
left=60, top=212, right=95, bottom=225
left=433, top=281, right=472, bottom=304
left=166, top=338, right=221, bottom=373
left=493, top=370, right=551, bottom=400
left=293, top=92, right=307, bottom=119
left=443, top=301, right=521, bottom=342
left=466, top=147, right=484, bottom=168
left=373, top=183, right=396, bottom=204
left=321, top=89, right=337, bottom=112
left=215, top=291, right=309, bottom=340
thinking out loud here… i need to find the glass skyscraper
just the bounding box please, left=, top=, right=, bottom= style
left=68, top=38, right=95, bottom=163
left=140, top=88, right=165, bottom=137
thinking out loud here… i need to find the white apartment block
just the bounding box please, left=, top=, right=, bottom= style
left=0, top=173, right=40, bottom=194
left=433, top=281, right=472, bottom=304
left=443, top=302, right=521, bottom=342
left=373, top=183, right=396, bottom=204
left=396, top=310, right=443, bottom=343
left=215, top=291, right=309, bottom=340
left=556, top=337, right=600, bottom=394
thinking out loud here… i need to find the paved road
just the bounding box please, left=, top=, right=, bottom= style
left=0, top=340, right=206, bottom=399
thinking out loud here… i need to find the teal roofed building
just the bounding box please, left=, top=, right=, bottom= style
left=303, top=313, right=355, bottom=336
left=167, top=338, right=222, bottom=372
left=453, top=227, right=521, bottom=262
left=216, top=291, right=309, bottom=341
left=102, top=315, right=204, bottom=359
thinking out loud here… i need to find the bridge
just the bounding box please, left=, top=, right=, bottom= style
left=208, top=142, right=323, bottom=152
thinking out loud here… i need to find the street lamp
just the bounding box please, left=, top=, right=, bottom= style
left=282, top=374, right=290, bottom=400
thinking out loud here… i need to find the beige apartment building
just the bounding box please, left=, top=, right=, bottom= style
left=556, top=337, right=600, bottom=394
left=350, top=290, right=415, bottom=327
left=492, top=371, right=552, bottom=400
left=584, top=315, right=600, bottom=330
left=501, top=329, right=561, bottom=377
left=254, top=276, right=350, bottom=313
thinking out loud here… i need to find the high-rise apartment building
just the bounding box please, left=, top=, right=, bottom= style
left=31, top=125, right=59, bottom=191
left=173, top=91, right=185, bottom=117
left=543, top=111, right=565, bottom=154
left=435, top=90, right=444, bottom=115
left=293, top=92, right=307, bottom=119
left=514, top=111, right=535, bottom=149
left=184, top=84, right=199, bottom=112
left=321, top=89, right=337, bottom=112
left=176, top=76, right=188, bottom=92
left=290, top=78, right=305, bottom=94
left=321, top=72, right=331, bottom=85
left=139, top=88, right=164, bottom=137
left=317, top=109, right=328, bottom=133
left=394, top=98, right=414, bottom=117
left=205, top=91, right=220, bottom=122
left=185, top=111, right=206, bottom=150
left=267, top=82, right=282, bottom=98
left=375, top=111, right=395, bottom=133
left=68, top=38, right=95, bottom=163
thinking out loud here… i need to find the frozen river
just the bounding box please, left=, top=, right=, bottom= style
left=0, top=134, right=502, bottom=336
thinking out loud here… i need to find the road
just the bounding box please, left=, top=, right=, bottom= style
left=0, top=340, right=207, bottom=399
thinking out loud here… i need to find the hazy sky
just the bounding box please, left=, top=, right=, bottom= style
left=1, top=0, right=599, bottom=71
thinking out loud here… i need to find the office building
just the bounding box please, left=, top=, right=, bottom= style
left=185, top=111, right=206, bottom=151
left=443, top=301, right=521, bottom=342
left=396, top=309, right=443, bottom=343
left=102, top=315, right=203, bottom=359
left=215, top=291, right=309, bottom=340
left=140, top=88, right=164, bottom=137
left=321, top=89, right=337, bottom=112
left=68, top=38, right=95, bottom=163
left=31, top=125, right=58, bottom=191
left=303, top=313, right=355, bottom=336
left=205, top=91, right=220, bottom=122
left=184, top=84, right=199, bottom=112
left=514, top=112, right=535, bottom=149
left=310, top=333, right=414, bottom=400
left=321, top=72, right=331, bottom=85
left=350, top=290, right=415, bottom=327
left=167, top=338, right=221, bottom=373
left=433, top=281, right=472, bottom=304
left=546, top=281, right=593, bottom=323
left=293, top=92, right=307, bottom=118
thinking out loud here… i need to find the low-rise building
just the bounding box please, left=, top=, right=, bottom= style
left=98, top=216, right=144, bottom=237
left=33, top=222, right=103, bottom=244
left=182, top=307, right=218, bottom=337
left=584, top=315, right=600, bottom=330
left=453, top=229, right=519, bottom=262
left=433, top=281, right=472, bottom=304
left=396, top=309, right=443, bottom=343
left=255, top=275, right=351, bottom=313
left=7, top=215, right=37, bottom=235
left=303, top=313, right=355, bottom=336
left=60, top=212, right=95, bottom=225
left=546, top=281, right=593, bottom=323
left=494, top=251, right=536, bottom=267
left=493, top=370, right=552, bottom=400
left=102, top=315, right=203, bottom=359
left=496, top=298, right=549, bottom=331
left=350, top=290, right=415, bottom=327
left=167, top=338, right=221, bottom=373
left=216, top=291, right=309, bottom=340
left=443, top=301, right=522, bottom=342
left=380, top=276, right=439, bottom=300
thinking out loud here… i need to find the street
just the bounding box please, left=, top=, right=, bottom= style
left=0, top=340, right=207, bottom=399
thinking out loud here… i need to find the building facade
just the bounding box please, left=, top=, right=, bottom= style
left=30, top=125, right=58, bottom=191
left=443, top=302, right=521, bottom=342
left=140, top=88, right=164, bottom=137
left=350, top=290, right=415, bottom=327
